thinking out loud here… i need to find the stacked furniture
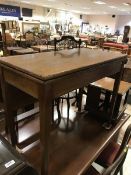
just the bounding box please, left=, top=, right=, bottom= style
left=85, top=77, right=130, bottom=123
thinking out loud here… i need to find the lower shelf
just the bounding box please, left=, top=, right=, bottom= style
left=21, top=113, right=130, bottom=175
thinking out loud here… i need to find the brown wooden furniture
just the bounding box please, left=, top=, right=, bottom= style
left=31, top=45, right=54, bottom=52
left=86, top=123, right=131, bottom=175
left=0, top=49, right=127, bottom=174
left=85, top=77, right=130, bottom=123
left=13, top=48, right=38, bottom=55
left=15, top=37, right=26, bottom=47
left=6, top=47, right=24, bottom=55
left=54, top=35, right=81, bottom=51
left=103, top=43, right=128, bottom=54
left=95, top=124, right=131, bottom=174
left=54, top=36, right=82, bottom=131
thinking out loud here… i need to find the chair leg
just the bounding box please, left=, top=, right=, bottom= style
left=66, top=93, right=70, bottom=128
left=56, top=98, right=61, bottom=126
left=120, top=166, right=123, bottom=175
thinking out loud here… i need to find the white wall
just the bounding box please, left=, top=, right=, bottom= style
left=116, top=15, right=131, bottom=36
left=85, top=15, right=118, bottom=34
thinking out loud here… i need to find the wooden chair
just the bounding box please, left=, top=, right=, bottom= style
left=85, top=124, right=131, bottom=175
left=54, top=36, right=81, bottom=131
left=5, top=33, right=16, bottom=47
left=25, top=31, right=35, bottom=47
left=4, top=33, right=25, bottom=56
left=54, top=35, right=81, bottom=51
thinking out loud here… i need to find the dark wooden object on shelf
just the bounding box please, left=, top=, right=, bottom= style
left=85, top=77, right=130, bottom=122
left=0, top=49, right=127, bottom=174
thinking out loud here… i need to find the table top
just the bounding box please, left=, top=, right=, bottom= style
left=0, top=49, right=127, bottom=81
left=91, top=77, right=131, bottom=95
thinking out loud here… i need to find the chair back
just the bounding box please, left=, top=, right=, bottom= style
left=103, top=124, right=131, bottom=175
left=54, top=35, right=81, bottom=51
left=115, top=123, right=131, bottom=159
left=102, top=147, right=127, bottom=175
left=5, top=33, right=16, bottom=46
left=25, top=32, right=34, bottom=41
left=25, top=32, right=35, bottom=47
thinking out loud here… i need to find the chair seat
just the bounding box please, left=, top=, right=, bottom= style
left=95, top=142, right=120, bottom=167
left=85, top=166, right=100, bottom=175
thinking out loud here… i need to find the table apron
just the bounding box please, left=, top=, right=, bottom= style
left=3, top=68, right=40, bottom=98
left=50, top=61, right=123, bottom=98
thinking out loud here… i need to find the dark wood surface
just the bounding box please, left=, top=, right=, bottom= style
left=22, top=113, right=130, bottom=175
left=0, top=48, right=127, bottom=175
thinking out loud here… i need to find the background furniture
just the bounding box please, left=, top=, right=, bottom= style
left=6, top=47, right=24, bottom=55
left=13, top=48, right=38, bottom=55
left=103, top=43, right=128, bottom=54
left=22, top=22, right=40, bottom=34
left=54, top=35, right=81, bottom=50
left=122, top=26, right=130, bottom=43
left=0, top=22, right=6, bottom=54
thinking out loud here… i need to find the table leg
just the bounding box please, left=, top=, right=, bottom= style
left=77, top=88, right=83, bottom=113
left=105, top=62, right=125, bottom=128
left=1, top=82, right=18, bottom=145
left=39, top=84, right=53, bottom=175
left=6, top=108, right=17, bottom=146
